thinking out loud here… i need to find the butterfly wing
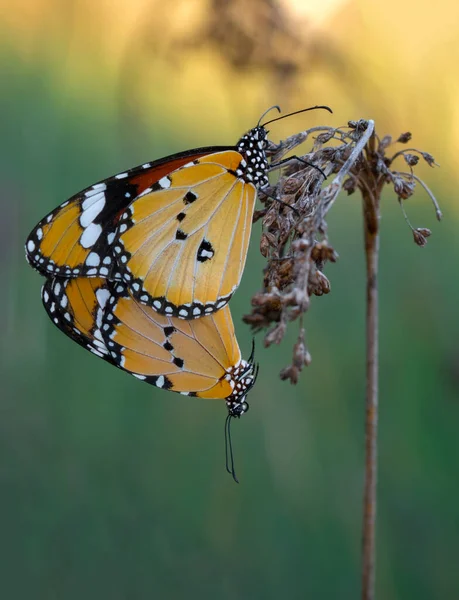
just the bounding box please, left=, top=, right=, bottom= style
left=41, top=277, right=255, bottom=403
left=41, top=276, right=114, bottom=361
left=113, top=151, right=257, bottom=319
left=102, top=282, right=241, bottom=399
left=26, top=147, right=231, bottom=279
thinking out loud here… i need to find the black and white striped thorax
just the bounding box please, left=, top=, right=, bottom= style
left=235, top=126, right=269, bottom=189
left=225, top=357, right=259, bottom=417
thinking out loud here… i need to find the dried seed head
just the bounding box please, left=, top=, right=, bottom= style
left=412, top=229, right=429, bottom=247
left=259, top=232, right=277, bottom=258
left=253, top=208, right=267, bottom=223
left=378, top=135, right=392, bottom=151
left=412, top=227, right=432, bottom=247
left=279, top=365, right=299, bottom=384
left=343, top=176, right=357, bottom=195
left=293, top=331, right=312, bottom=368
left=244, top=117, right=439, bottom=385
left=404, top=153, right=419, bottom=166
left=264, top=321, right=287, bottom=347
left=397, top=132, right=412, bottom=143
left=421, top=152, right=437, bottom=167
left=311, top=242, right=339, bottom=265
left=393, top=176, right=415, bottom=199
left=260, top=233, right=270, bottom=258
left=308, top=269, right=331, bottom=296
left=416, top=227, right=432, bottom=237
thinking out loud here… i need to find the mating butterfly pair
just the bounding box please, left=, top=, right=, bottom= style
left=25, top=106, right=331, bottom=443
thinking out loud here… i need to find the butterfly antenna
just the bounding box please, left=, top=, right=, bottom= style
left=253, top=362, right=260, bottom=386
left=224, top=414, right=239, bottom=483
left=261, top=105, right=333, bottom=128
left=257, top=105, right=281, bottom=127
left=224, top=414, right=232, bottom=475
left=248, top=337, right=256, bottom=364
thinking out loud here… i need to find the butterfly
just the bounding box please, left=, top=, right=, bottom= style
left=41, top=276, right=258, bottom=418
left=26, top=106, right=331, bottom=319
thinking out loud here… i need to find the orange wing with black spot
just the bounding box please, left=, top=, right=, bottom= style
left=41, top=277, right=257, bottom=412
left=113, top=150, right=259, bottom=319
left=25, top=148, right=230, bottom=280
left=27, top=124, right=271, bottom=320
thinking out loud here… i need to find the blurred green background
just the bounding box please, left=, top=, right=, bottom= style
left=1, top=0, right=458, bottom=598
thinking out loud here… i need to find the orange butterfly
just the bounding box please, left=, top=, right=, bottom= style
left=26, top=106, right=331, bottom=319
left=42, top=276, right=257, bottom=418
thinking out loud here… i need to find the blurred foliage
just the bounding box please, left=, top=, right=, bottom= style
left=1, top=1, right=458, bottom=598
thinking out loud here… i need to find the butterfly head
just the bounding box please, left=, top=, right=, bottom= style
left=225, top=355, right=259, bottom=418
left=235, top=126, right=270, bottom=189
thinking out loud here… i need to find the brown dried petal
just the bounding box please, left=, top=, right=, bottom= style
left=416, top=227, right=432, bottom=237
left=397, top=132, right=412, bottom=143
left=412, top=229, right=428, bottom=247
left=378, top=135, right=392, bottom=151
left=421, top=152, right=436, bottom=167
left=343, top=176, right=356, bottom=195
left=309, top=269, right=331, bottom=296
left=311, top=242, right=338, bottom=264
left=316, top=270, right=331, bottom=294
left=315, top=130, right=335, bottom=144
left=253, top=209, right=267, bottom=223
left=260, top=233, right=270, bottom=257
left=403, top=153, right=419, bottom=166
left=279, top=365, right=299, bottom=384
left=292, top=333, right=312, bottom=369
left=393, top=176, right=415, bottom=199
left=292, top=237, right=310, bottom=253
left=376, top=158, right=390, bottom=178
left=264, top=321, right=287, bottom=347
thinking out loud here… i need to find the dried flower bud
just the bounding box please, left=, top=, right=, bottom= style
left=412, top=229, right=428, bottom=247
left=397, top=132, right=412, bottom=143
left=252, top=209, right=267, bottom=223
left=393, top=176, right=415, bottom=199
left=244, top=116, right=439, bottom=387
left=260, top=233, right=270, bottom=257
left=264, top=321, right=287, bottom=347
left=404, top=153, right=419, bottom=166
left=421, top=152, right=437, bottom=167
left=376, top=158, right=390, bottom=176
left=416, top=227, right=431, bottom=237
left=292, top=331, right=312, bottom=369
left=311, top=242, right=338, bottom=264
left=316, top=131, right=335, bottom=144
left=343, top=176, right=356, bottom=195
left=292, top=238, right=310, bottom=252
left=309, top=269, right=331, bottom=296
left=378, top=135, right=392, bottom=151
left=277, top=259, right=294, bottom=289
left=279, top=365, right=299, bottom=384
left=349, top=120, right=369, bottom=140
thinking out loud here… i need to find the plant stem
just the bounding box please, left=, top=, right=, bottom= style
left=361, top=183, right=380, bottom=600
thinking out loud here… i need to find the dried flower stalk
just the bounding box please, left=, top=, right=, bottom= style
left=244, top=117, right=440, bottom=600
left=245, top=119, right=440, bottom=382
